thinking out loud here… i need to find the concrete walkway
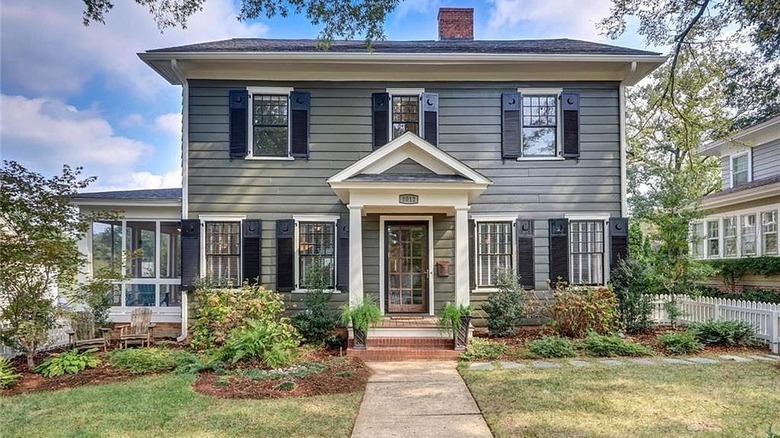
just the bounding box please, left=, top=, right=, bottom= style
left=351, top=361, right=493, bottom=438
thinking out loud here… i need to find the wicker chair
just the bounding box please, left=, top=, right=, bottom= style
left=117, top=308, right=156, bottom=348
left=67, top=311, right=111, bottom=352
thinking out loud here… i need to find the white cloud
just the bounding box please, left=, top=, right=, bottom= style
left=0, top=0, right=269, bottom=98
left=486, top=0, right=613, bottom=41
left=127, top=169, right=182, bottom=190
left=154, top=113, right=182, bottom=136
left=121, top=113, right=146, bottom=128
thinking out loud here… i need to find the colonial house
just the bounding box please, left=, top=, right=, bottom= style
left=74, top=8, right=666, bottom=345
left=690, top=115, right=780, bottom=291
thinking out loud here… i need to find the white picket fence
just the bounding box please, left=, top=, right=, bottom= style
left=651, top=294, right=780, bottom=354
left=0, top=319, right=71, bottom=359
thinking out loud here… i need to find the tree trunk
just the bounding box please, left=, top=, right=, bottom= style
left=26, top=351, right=35, bottom=370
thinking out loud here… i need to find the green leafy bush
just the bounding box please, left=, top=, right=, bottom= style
left=190, top=284, right=286, bottom=350
left=0, top=357, right=21, bottom=388
left=234, top=362, right=327, bottom=380
left=692, top=320, right=757, bottom=346
left=696, top=286, right=780, bottom=304
left=275, top=380, right=296, bottom=391
left=527, top=336, right=577, bottom=358
left=549, top=286, right=619, bottom=338
left=108, top=347, right=200, bottom=374
left=35, top=348, right=101, bottom=378
left=217, top=318, right=301, bottom=368
left=438, top=302, right=473, bottom=334
left=460, top=338, right=507, bottom=361
left=658, top=331, right=704, bottom=355
left=609, top=258, right=655, bottom=333
left=581, top=333, right=653, bottom=357
left=339, top=295, right=382, bottom=332
left=292, top=260, right=339, bottom=344
left=481, top=270, right=525, bottom=337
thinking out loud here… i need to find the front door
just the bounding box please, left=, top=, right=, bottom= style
left=385, top=221, right=428, bottom=313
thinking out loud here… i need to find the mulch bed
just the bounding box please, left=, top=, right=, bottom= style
left=1, top=363, right=139, bottom=396
left=193, top=356, right=371, bottom=400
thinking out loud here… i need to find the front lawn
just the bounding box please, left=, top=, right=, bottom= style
left=0, top=373, right=362, bottom=438
left=461, top=362, right=780, bottom=438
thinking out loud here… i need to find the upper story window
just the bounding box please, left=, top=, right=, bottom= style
left=707, top=220, right=720, bottom=257
left=297, top=221, right=336, bottom=289
left=569, top=220, right=605, bottom=285
left=475, top=221, right=514, bottom=287
left=522, top=93, right=559, bottom=157
left=391, top=96, right=420, bottom=139
left=205, top=221, right=241, bottom=286
left=730, top=151, right=751, bottom=188
left=252, top=94, right=289, bottom=157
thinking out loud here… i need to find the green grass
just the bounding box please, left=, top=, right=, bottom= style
left=0, top=374, right=362, bottom=438
left=461, top=362, right=780, bottom=438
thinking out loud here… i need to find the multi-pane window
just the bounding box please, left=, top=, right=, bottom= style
left=731, top=153, right=750, bottom=187
left=205, top=222, right=241, bottom=286
left=707, top=220, right=720, bottom=257
left=159, top=221, right=181, bottom=279
left=391, top=96, right=419, bottom=139
left=476, top=222, right=513, bottom=287
left=252, top=94, right=288, bottom=157
left=569, top=221, right=604, bottom=285
left=522, top=94, right=558, bottom=157
left=125, top=221, right=156, bottom=278
left=690, top=222, right=704, bottom=258
left=92, top=220, right=123, bottom=272
left=762, top=210, right=778, bottom=255
left=723, top=217, right=738, bottom=257
left=298, top=222, right=336, bottom=289
left=740, top=214, right=757, bottom=256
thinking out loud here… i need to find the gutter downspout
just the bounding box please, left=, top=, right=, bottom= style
left=171, top=59, right=190, bottom=342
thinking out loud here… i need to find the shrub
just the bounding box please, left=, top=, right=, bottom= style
left=217, top=318, right=301, bottom=368
left=339, top=295, right=382, bottom=332
left=581, top=333, right=653, bottom=357
left=35, top=348, right=101, bottom=378
left=275, top=380, right=296, bottom=391
left=609, top=258, right=655, bottom=333
left=481, top=270, right=525, bottom=337
left=692, top=320, right=757, bottom=346
left=658, top=331, right=704, bottom=355
left=527, top=336, right=577, bottom=358
left=696, top=286, right=780, bottom=304
left=108, top=347, right=200, bottom=374
left=548, top=285, right=618, bottom=338
left=190, top=284, right=286, bottom=350
left=0, top=357, right=21, bottom=388
left=292, top=259, right=339, bottom=344
left=460, top=338, right=507, bottom=361
left=438, top=302, right=473, bottom=334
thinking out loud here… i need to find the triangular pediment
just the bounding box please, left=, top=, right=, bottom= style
left=383, top=158, right=439, bottom=176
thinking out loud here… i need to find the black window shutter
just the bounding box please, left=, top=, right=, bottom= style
left=548, top=218, right=569, bottom=285
left=372, top=92, right=389, bottom=150
left=421, top=92, right=439, bottom=146
left=468, top=219, right=476, bottom=290
left=229, top=89, right=249, bottom=158
left=276, top=219, right=295, bottom=292
left=561, top=91, right=580, bottom=158
left=609, top=217, right=629, bottom=270
left=501, top=92, right=521, bottom=159
left=181, top=219, right=201, bottom=291
left=242, top=220, right=262, bottom=285
left=336, top=218, right=350, bottom=291
left=516, top=219, right=535, bottom=290
left=290, top=91, right=310, bottom=158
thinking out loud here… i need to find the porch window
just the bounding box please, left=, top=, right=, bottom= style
left=476, top=222, right=513, bottom=287
left=690, top=222, right=704, bottom=258
left=125, top=221, right=156, bottom=278
left=92, top=220, right=123, bottom=273
left=707, top=220, right=720, bottom=257
left=522, top=93, right=558, bottom=157
left=762, top=210, right=778, bottom=255
left=740, top=214, right=757, bottom=256
left=569, top=220, right=604, bottom=285
left=723, top=216, right=738, bottom=257
left=391, top=95, right=420, bottom=139
left=251, top=94, right=289, bottom=157
left=298, top=222, right=336, bottom=289
left=205, top=222, right=241, bottom=286
left=159, top=221, right=181, bottom=278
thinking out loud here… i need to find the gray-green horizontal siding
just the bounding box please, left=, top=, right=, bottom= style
left=719, top=139, right=780, bottom=189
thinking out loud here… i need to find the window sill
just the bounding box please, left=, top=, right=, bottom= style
left=516, top=156, right=565, bottom=161
left=471, top=288, right=500, bottom=294
left=291, top=289, right=342, bottom=294
left=245, top=156, right=295, bottom=161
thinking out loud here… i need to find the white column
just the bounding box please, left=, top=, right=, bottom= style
left=348, top=204, right=364, bottom=306
left=455, top=206, right=470, bottom=306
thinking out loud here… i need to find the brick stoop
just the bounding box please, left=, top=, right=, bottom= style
left=347, top=336, right=462, bottom=361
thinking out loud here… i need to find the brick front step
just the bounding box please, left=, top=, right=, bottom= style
left=347, top=347, right=462, bottom=361
left=350, top=337, right=455, bottom=348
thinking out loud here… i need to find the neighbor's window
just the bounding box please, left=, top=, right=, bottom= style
left=731, top=152, right=750, bottom=187
left=522, top=94, right=558, bottom=157
left=723, top=217, right=738, bottom=257
left=569, top=221, right=604, bottom=285
left=740, top=214, right=757, bottom=256
left=205, top=222, right=241, bottom=285
left=476, top=222, right=513, bottom=287
left=690, top=222, right=704, bottom=258
left=298, top=222, right=336, bottom=289
left=391, top=95, right=419, bottom=139
left=125, top=221, right=156, bottom=278
left=252, top=94, right=288, bottom=157
left=762, top=210, right=778, bottom=255
left=707, top=220, right=720, bottom=257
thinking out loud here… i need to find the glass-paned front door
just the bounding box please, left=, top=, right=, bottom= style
left=386, top=222, right=428, bottom=313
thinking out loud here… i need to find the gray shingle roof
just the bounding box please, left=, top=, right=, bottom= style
left=702, top=175, right=780, bottom=200
left=147, top=38, right=660, bottom=56
left=73, top=188, right=182, bottom=200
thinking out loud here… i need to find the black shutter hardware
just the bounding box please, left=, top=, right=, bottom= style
left=548, top=218, right=570, bottom=285
left=501, top=92, right=521, bottom=159
left=242, top=220, right=262, bottom=285
left=276, top=219, right=295, bottom=292
left=561, top=91, right=580, bottom=159
left=229, top=90, right=249, bottom=159
left=181, top=219, right=201, bottom=291
left=516, top=219, right=535, bottom=290
left=290, top=91, right=311, bottom=158
left=422, top=92, right=439, bottom=146
left=372, top=93, right=390, bottom=150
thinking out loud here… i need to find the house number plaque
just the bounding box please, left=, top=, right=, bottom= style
left=399, top=194, right=419, bottom=205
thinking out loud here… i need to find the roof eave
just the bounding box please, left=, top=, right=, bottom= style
left=698, top=182, right=780, bottom=210
left=698, top=116, right=780, bottom=156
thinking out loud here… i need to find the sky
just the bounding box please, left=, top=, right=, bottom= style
left=0, top=0, right=656, bottom=192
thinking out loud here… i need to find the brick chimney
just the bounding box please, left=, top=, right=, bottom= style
left=438, top=8, right=474, bottom=40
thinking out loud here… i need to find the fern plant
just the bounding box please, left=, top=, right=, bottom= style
left=35, top=349, right=101, bottom=378
left=0, top=357, right=22, bottom=388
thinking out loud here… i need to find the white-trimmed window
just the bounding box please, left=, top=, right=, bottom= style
left=247, top=87, right=294, bottom=158
left=205, top=222, right=241, bottom=285
left=569, top=220, right=605, bottom=285
left=730, top=151, right=751, bottom=188
left=723, top=216, right=738, bottom=257
left=690, top=222, right=705, bottom=258
left=387, top=88, right=424, bottom=140
left=740, top=214, right=757, bottom=256
left=519, top=88, right=562, bottom=158
left=475, top=221, right=514, bottom=287
left=294, top=216, right=338, bottom=291
left=707, top=220, right=720, bottom=257
left=762, top=210, right=778, bottom=255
